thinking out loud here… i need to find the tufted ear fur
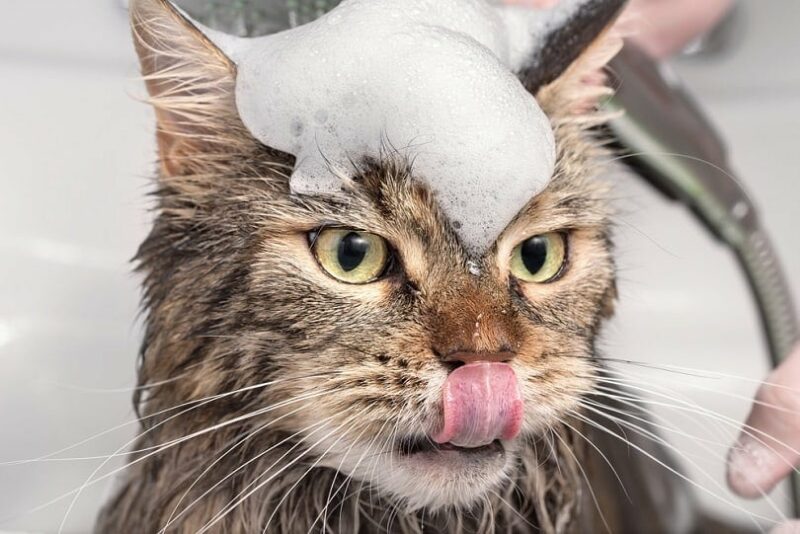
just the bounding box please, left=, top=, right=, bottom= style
left=130, top=0, right=253, bottom=177
left=521, top=0, right=627, bottom=123
left=537, top=26, right=625, bottom=125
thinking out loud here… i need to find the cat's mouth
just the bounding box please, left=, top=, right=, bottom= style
left=433, top=361, right=524, bottom=448
left=383, top=435, right=511, bottom=508
left=397, top=436, right=505, bottom=458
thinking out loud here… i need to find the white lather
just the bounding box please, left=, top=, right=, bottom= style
left=179, top=0, right=590, bottom=252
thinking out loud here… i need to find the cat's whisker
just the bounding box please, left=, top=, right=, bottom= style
left=371, top=402, right=414, bottom=529
left=597, top=366, right=800, bottom=416
left=297, top=420, right=372, bottom=532
left=598, top=358, right=800, bottom=397
left=582, top=388, right=792, bottom=513
left=596, top=410, right=785, bottom=533
left=337, top=424, right=391, bottom=516
left=568, top=407, right=777, bottom=530
left=589, top=380, right=753, bottom=446
left=5, top=388, right=334, bottom=526
left=197, top=408, right=365, bottom=534
left=579, top=394, right=790, bottom=525
left=589, top=378, right=800, bottom=470
left=559, top=417, right=630, bottom=501
left=313, top=441, right=366, bottom=533
left=359, top=413, right=401, bottom=515
left=593, top=369, right=800, bottom=499
left=261, top=411, right=372, bottom=533
left=552, top=424, right=614, bottom=534
left=1, top=372, right=335, bottom=467
left=601, top=151, right=753, bottom=196
left=546, top=428, right=563, bottom=478
left=585, top=390, right=800, bottom=515
left=384, top=488, right=404, bottom=534
left=588, top=374, right=738, bottom=447
left=489, top=490, right=538, bottom=532
left=581, top=390, right=753, bottom=485
left=314, top=417, right=393, bottom=534
left=159, top=404, right=334, bottom=532
left=371, top=401, right=405, bottom=508
left=581, top=396, right=734, bottom=453
left=41, top=373, right=188, bottom=395
left=193, top=415, right=349, bottom=534
left=33, top=388, right=337, bottom=532
left=593, top=371, right=748, bottom=448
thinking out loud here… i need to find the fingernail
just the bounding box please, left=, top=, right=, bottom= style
left=727, top=435, right=781, bottom=498
left=771, top=521, right=800, bottom=534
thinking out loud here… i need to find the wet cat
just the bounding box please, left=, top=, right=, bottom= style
left=97, top=0, right=742, bottom=532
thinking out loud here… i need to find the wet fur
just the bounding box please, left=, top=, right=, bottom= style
left=98, top=1, right=740, bottom=532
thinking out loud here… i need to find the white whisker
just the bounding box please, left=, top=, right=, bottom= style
left=571, top=406, right=780, bottom=527
left=196, top=408, right=365, bottom=534
left=13, top=388, right=334, bottom=531
left=159, top=406, right=335, bottom=531
left=261, top=408, right=371, bottom=533
left=553, top=426, right=613, bottom=534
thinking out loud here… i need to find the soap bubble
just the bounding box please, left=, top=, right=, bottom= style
left=195, top=0, right=557, bottom=253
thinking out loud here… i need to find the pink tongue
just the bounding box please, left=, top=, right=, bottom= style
left=434, top=362, right=523, bottom=448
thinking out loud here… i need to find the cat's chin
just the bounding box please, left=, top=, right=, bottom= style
left=399, top=437, right=506, bottom=465
left=375, top=437, right=517, bottom=510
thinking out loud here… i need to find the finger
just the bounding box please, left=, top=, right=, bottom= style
left=624, top=0, right=733, bottom=58
left=505, top=0, right=734, bottom=59
left=728, top=343, right=800, bottom=499
left=772, top=521, right=800, bottom=534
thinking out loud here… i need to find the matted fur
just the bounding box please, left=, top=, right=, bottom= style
left=96, top=1, right=720, bottom=533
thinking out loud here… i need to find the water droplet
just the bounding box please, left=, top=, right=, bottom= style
left=467, top=260, right=481, bottom=277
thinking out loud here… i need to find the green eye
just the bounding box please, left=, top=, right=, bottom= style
left=510, top=232, right=567, bottom=283
left=311, top=229, right=390, bottom=284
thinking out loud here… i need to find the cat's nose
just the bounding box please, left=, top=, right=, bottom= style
left=440, top=350, right=515, bottom=365
left=430, top=307, right=521, bottom=364
left=429, top=285, right=522, bottom=360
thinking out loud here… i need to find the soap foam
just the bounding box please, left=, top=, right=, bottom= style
left=199, top=0, right=558, bottom=253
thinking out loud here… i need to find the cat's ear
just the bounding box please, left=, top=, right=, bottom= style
left=130, top=0, right=250, bottom=176
left=519, top=0, right=627, bottom=120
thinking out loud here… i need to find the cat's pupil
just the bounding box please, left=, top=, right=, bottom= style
left=521, top=236, right=548, bottom=274
left=338, top=232, right=369, bottom=272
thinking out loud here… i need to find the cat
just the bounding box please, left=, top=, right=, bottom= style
left=97, top=0, right=746, bottom=532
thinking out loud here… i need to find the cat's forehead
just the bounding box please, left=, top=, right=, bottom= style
left=190, top=0, right=566, bottom=253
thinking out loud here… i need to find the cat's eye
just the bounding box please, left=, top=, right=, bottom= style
left=509, top=232, right=567, bottom=283
left=311, top=229, right=390, bottom=284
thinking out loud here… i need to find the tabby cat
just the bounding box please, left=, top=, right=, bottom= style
left=97, top=0, right=740, bottom=532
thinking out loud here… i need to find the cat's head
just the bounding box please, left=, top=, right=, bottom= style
left=130, top=0, right=623, bottom=514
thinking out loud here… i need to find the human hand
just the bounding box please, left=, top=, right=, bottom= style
left=505, top=0, right=734, bottom=59
left=771, top=521, right=800, bottom=534
left=727, top=343, right=800, bottom=532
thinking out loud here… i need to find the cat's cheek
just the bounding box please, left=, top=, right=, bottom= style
left=513, top=361, right=596, bottom=436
